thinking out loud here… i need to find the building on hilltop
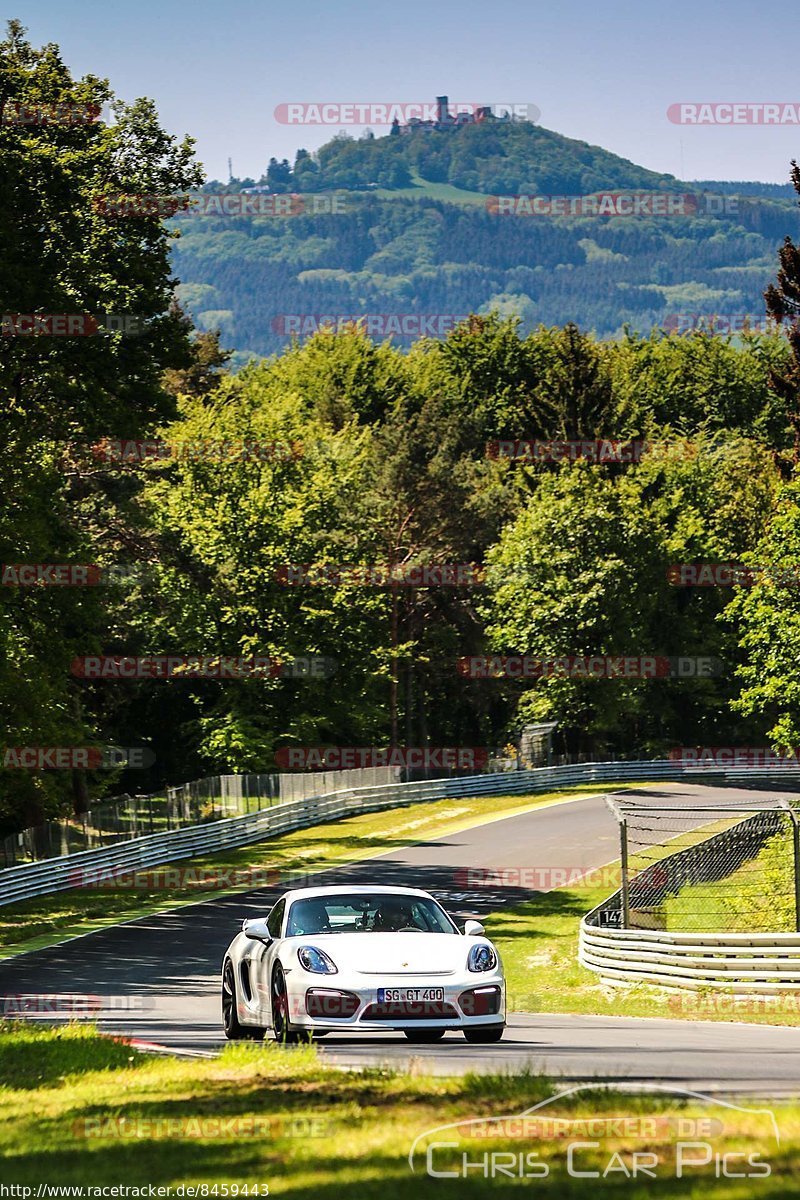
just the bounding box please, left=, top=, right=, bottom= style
left=391, top=95, right=501, bottom=136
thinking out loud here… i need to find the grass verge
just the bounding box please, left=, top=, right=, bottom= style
left=0, top=1023, right=796, bottom=1195
left=490, top=880, right=800, bottom=1027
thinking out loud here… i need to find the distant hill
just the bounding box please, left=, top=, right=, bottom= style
left=172, top=122, right=799, bottom=359
left=286, top=120, right=679, bottom=196
left=688, top=180, right=796, bottom=198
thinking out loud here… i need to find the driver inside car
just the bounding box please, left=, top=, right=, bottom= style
left=287, top=900, right=331, bottom=935
left=371, top=901, right=420, bottom=932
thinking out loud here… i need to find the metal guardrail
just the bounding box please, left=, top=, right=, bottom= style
left=0, top=757, right=687, bottom=907
left=3, top=758, right=800, bottom=911
left=1, top=766, right=405, bottom=868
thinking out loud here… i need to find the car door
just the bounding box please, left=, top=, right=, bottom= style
left=250, top=898, right=285, bottom=1026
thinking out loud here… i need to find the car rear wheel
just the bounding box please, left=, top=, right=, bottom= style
left=403, top=1029, right=446, bottom=1043
left=463, top=1024, right=505, bottom=1043
left=222, top=960, right=264, bottom=1040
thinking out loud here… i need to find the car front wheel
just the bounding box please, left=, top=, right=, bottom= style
left=271, top=964, right=306, bottom=1044
left=463, top=1024, right=505, bottom=1043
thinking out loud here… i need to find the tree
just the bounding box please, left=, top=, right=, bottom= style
left=135, top=336, right=401, bottom=772
left=266, top=156, right=292, bottom=192
left=0, top=21, right=202, bottom=830
left=163, top=328, right=232, bottom=398
left=478, top=437, right=780, bottom=756
left=729, top=481, right=800, bottom=749
left=765, top=160, right=800, bottom=457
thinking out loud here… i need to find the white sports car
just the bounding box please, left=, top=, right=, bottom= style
left=221, top=884, right=505, bottom=1043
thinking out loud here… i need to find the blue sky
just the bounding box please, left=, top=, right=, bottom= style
left=12, top=0, right=800, bottom=184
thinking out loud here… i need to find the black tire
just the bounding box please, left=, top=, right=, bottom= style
left=222, top=960, right=264, bottom=1041
left=271, top=964, right=306, bottom=1044
left=403, top=1029, right=447, bottom=1043
left=463, top=1024, right=505, bottom=1044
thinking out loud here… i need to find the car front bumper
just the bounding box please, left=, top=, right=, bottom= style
left=287, top=972, right=506, bottom=1031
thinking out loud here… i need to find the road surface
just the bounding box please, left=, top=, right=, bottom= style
left=2, top=782, right=799, bottom=1093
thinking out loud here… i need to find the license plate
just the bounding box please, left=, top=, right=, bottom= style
left=377, top=987, right=445, bottom=1003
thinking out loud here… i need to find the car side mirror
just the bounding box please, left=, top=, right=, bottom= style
left=464, top=919, right=485, bottom=936
left=242, top=918, right=272, bottom=944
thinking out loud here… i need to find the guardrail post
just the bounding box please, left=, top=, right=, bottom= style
left=620, top=817, right=631, bottom=930
left=788, top=805, right=800, bottom=933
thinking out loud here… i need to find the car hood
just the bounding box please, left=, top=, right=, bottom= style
left=288, top=932, right=476, bottom=975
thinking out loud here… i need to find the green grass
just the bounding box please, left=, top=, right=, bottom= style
left=488, top=880, right=800, bottom=1027
left=663, top=832, right=796, bottom=934
left=0, top=1023, right=796, bottom=1195
left=0, top=784, right=624, bottom=958
left=373, top=170, right=489, bottom=206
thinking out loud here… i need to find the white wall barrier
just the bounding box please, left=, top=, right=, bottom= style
left=579, top=924, right=800, bottom=994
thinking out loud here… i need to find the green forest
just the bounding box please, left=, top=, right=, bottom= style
left=172, top=121, right=799, bottom=357
left=6, top=23, right=800, bottom=837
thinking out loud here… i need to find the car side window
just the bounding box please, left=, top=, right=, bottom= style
left=266, top=899, right=285, bottom=940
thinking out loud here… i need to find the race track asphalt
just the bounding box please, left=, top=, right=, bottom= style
left=2, top=782, right=799, bottom=1094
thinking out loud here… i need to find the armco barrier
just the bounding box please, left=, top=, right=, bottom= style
left=1, top=759, right=797, bottom=909
left=579, top=925, right=800, bottom=994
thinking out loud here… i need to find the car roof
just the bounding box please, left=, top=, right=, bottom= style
left=277, top=884, right=436, bottom=904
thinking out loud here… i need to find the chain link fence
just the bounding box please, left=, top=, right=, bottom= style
left=600, top=797, right=800, bottom=934
left=0, top=765, right=421, bottom=868
left=0, top=775, right=270, bottom=868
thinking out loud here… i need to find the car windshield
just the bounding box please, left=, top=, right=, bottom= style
left=285, top=893, right=458, bottom=935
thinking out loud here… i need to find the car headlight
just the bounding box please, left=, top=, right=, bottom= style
left=297, top=945, right=338, bottom=974
left=468, top=943, right=497, bottom=973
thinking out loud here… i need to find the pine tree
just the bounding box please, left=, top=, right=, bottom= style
left=764, top=160, right=800, bottom=456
